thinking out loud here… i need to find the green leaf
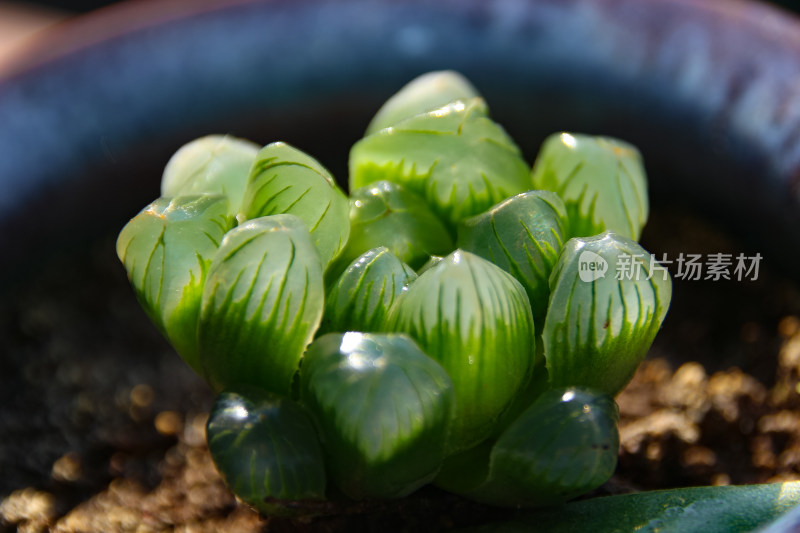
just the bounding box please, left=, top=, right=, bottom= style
left=329, top=180, right=454, bottom=276
left=366, top=70, right=481, bottom=135
left=241, top=142, right=350, bottom=268
left=160, top=135, right=260, bottom=215
left=206, top=386, right=327, bottom=516
left=198, top=214, right=324, bottom=395
left=531, top=133, right=649, bottom=241
left=350, top=98, right=530, bottom=229
left=116, top=195, right=233, bottom=373
left=300, top=332, right=453, bottom=499
left=460, top=387, right=619, bottom=507
left=322, top=247, right=417, bottom=334
left=462, top=482, right=800, bottom=533
left=417, top=255, right=444, bottom=275
left=386, top=250, right=535, bottom=451
left=458, top=190, right=569, bottom=327
left=543, top=232, right=672, bottom=396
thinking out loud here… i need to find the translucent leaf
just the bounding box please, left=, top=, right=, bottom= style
left=350, top=98, right=530, bottom=229
left=417, top=255, right=444, bottom=275
left=458, top=190, right=569, bottom=326
left=329, top=180, right=453, bottom=277
left=207, top=386, right=327, bottom=516
left=543, top=232, right=672, bottom=396
left=466, top=482, right=800, bottom=533
left=461, top=387, right=619, bottom=507
left=322, top=247, right=417, bottom=334
left=241, top=142, right=350, bottom=268
left=198, top=214, right=324, bottom=395
left=531, top=133, right=649, bottom=241
left=300, top=332, right=453, bottom=499
left=160, top=135, right=259, bottom=215
left=366, top=70, right=481, bottom=135
left=116, top=195, right=233, bottom=373
left=386, top=250, right=535, bottom=451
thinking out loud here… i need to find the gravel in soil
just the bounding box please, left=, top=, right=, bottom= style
left=1, top=211, right=800, bottom=532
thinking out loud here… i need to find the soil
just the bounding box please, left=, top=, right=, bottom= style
left=1, top=209, right=799, bottom=532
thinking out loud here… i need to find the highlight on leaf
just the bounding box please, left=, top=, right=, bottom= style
left=458, top=190, right=569, bottom=327
left=300, top=332, right=454, bottom=499
left=322, top=247, right=417, bottom=335
left=160, top=135, right=260, bottom=216
left=241, top=142, right=350, bottom=268
left=350, top=98, right=530, bottom=229
left=543, top=231, right=672, bottom=396
left=385, top=250, right=536, bottom=451
left=366, top=70, right=481, bottom=135
left=116, top=194, right=233, bottom=374
left=531, top=133, right=649, bottom=241
left=206, top=386, right=327, bottom=516
left=197, top=214, right=324, bottom=395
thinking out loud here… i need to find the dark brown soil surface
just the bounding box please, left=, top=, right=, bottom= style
left=1, top=210, right=799, bottom=532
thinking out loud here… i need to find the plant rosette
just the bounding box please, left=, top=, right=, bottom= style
left=116, top=71, right=799, bottom=530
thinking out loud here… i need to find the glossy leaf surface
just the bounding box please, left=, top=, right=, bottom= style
left=198, top=214, right=324, bottom=394
left=386, top=250, right=535, bottom=451
left=531, top=133, right=648, bottom=240
left=458, top=190, right=569, bottom=326
left=543, top=232, right=672, bottom=396
left=464, top=388, right=618, bottom=507
left=301, top=333, right=453, bottom=499
left=241, top=142, right=350, bottom=268
left=207, top=386, right=327, bottom=516
left=330, top=180, right=453, bottom=275
left=116, top=195, right=232, bottom=373
left=160, top=135, right=259, bottom=215
left=350, top=98, right=530, bottom=229
left=465, top=482, right=800, bottom=533
left=366, top=70, right=480, bottom=135
left=322, top=247, right=417, bottom=334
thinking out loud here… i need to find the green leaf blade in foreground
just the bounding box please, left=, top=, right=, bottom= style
left=300, top=332, right=453, bottom=499
left=350, top=98, right=530, bottom=229
left=206, top=386, right=327, bottom=516
left=462, top=482, right=800, bottom=533
left=241, top=142, right=350, bottom=268
left=160, top=135, right=260, bottom=215
left=366, top=70, right=481, bottom=135
left=322, top=247, right=417, bottom=334
left=543, top=232, right=672, bottom=396
left=198, top=214, right=324, bottom=395
left=461, top=387, right=619, bottom=507
left=531, top=133, right=649, bottom=241
left=116, top=195, right=233, bottom=373
left=386, top=250, right=535, bottom=451
left=458, top=190, right=569, bottom=326
left=329, top=180, right=453, bottom=276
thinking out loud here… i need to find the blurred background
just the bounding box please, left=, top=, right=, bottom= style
left=2, top=0, right=800, bottom=57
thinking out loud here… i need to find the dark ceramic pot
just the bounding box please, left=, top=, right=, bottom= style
left=2, top=0, right=800, bottom=279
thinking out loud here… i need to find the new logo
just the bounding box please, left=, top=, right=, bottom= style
left=578, top=251, right=608, bottom=282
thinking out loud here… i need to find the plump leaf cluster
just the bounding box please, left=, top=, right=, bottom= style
left=117, top=71, right=671, bottom=514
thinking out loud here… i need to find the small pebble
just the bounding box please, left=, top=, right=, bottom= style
left=130, top=384, right=155, bottom=408
left=155, top=411, right=183, bottom=436
left=52, top=452, right=83, bottom=482
left=0, top=488, right=56, bottom=524
left=778, top=316, right=800, bottom=338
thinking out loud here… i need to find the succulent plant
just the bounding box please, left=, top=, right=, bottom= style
left=117, top=71, right=679, bottom=518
